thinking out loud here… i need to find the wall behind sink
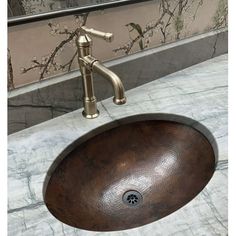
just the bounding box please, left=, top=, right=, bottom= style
left=8, top=0, right=228, bottom=89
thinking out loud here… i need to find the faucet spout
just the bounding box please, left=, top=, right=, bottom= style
left=83, top=55, right=126, bottom=105
left=92, top=61, right=126, bottom=105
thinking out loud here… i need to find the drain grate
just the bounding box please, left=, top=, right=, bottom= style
left=122, top=190, right=143, bottom=207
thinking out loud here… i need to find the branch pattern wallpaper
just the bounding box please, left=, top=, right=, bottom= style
left=8, top=0, right=228, bottom=90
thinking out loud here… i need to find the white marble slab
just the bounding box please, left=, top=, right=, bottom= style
left=8, top=54, right=228, bottom=235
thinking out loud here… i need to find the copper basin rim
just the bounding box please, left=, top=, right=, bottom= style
left=43, top=114, right=217, bottom=232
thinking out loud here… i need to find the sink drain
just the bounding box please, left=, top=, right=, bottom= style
left=122, top=190, right=143, bottom=207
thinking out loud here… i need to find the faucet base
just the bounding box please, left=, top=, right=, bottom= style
left=82, top=110, right=100, bottom=119
left=82, top=97, right=99, bottom=119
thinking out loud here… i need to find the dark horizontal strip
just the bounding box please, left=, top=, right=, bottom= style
left=8, top=0, right=152, bottom=27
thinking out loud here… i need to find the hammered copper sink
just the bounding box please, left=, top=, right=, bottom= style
left=44, top=116, right=216, bottom=232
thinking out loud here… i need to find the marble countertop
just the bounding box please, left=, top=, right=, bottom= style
left=8, top=54, right=228, bottom=236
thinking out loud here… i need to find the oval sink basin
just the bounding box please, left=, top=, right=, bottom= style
left=44, top=116, right=215, bottom=231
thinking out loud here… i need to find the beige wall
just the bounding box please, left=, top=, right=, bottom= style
left=8, top=0, right=228, bottom=88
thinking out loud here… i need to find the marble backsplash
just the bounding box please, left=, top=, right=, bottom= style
left=8, top=0, right=228, bottom=89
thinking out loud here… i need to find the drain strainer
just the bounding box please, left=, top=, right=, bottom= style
left=122, top=190, right=143, bottom=207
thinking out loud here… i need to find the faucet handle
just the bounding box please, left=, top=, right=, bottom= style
left=81, top=26, right=114, bottom=43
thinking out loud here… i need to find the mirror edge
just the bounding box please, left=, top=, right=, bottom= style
left=8, top=0, right=153, bottom=27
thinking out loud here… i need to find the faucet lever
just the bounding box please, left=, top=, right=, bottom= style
left=81, top=26, right=114, bottom=43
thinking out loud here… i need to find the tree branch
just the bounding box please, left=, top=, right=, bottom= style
left=8, top=49, right=14, bottom=90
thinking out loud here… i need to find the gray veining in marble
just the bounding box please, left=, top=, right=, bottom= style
left=8, top=28, right=228, bottom=134
left=8, top=54, right=228, bottom=235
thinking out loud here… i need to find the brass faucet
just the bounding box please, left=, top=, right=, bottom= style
left=76, top=26, right=126, bottom=119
